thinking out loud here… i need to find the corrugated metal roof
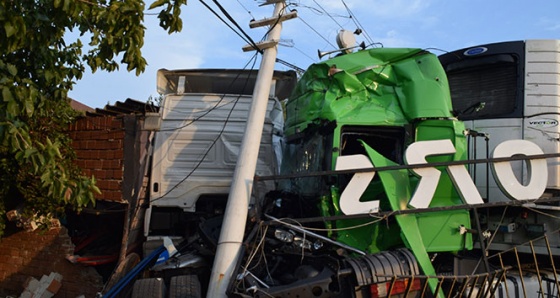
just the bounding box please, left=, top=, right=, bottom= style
left=86, top=98, right=159, bottom=117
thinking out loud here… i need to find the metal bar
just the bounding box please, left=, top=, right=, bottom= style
left=433, top=277, right=444, bottom=298
left=475, top=274, right=489, bottom=298
left=487, top=227, right=560, bottom=259
left=446, top=277, right=457, bottom=298
left=544, top=235, right=560, bottom=296
left=387, top=276, right=397, bottom=298
left=514, top=247, right=529, bottom=298
left=403, top=276, right=415, bottom=297
left=255, top=152, right=560, bottom=181
left=420, top=277, right=430, bottom=297
left=487, top=270, right=507, bottom=298
left=498, top=253, right=511, bottom=298
left=485, top=135, right=490, bottom=201
left=263, top=197, right=560, bottom=225
left=473, top=132, right=477, bottom=184
left=467, top=276, right=480, bottom=298
left=530, top=240, right=546, bottom=297
left=457, top=276, right=469, bottom=298
left=481, top=271, right=499, bottom=298
left=473, top=207, right=491, bottom=273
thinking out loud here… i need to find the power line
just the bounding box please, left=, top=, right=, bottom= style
left=340, top=0, right=375, bottom=46
left=199, top=0, right=263, bottom=54
left=235, top=0, right=256, bottom=20
left=297, top=15, right=337, bottom=50
left=149, top=54, right=260, bottom=204
left=312, top=0, right=344, bottom=29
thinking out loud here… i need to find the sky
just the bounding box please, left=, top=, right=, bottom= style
left=68, top=0, right=560, bottom=109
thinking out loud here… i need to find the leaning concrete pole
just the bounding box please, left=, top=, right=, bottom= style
left=206, top=1, right=295, bottom=297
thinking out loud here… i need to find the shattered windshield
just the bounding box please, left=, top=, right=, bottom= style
left=279, top=129, right=333, bottom=198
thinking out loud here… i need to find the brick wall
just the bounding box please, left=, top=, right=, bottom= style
left=0, top=227, right=103, bottom=297
left=0, top=114, right=151, bottom=297
left=68, top=116, right=126, bottom=202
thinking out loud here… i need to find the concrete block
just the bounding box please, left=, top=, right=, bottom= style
left=22, top=277, right=40, bottom=293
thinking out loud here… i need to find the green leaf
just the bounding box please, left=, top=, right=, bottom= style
left=4, top=22, right=16, bottom=37
left=6, top=64, right=17, bottom=76
left=149, top=0, right=168, bottom=10
left=2, top=87, right=12, bottom=102
left=63, top=0, right=70, bottom=12
left=7, top=99, right=18, bottom=116
left=24, top=98, right=34, bottom=116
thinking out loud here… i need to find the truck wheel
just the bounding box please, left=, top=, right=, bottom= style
left=131, top=278, right=166, bottom=298
left=169, top=275, right=202, bottom=298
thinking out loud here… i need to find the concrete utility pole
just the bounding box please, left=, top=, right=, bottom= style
left=206, top=1, right=296, bottom=297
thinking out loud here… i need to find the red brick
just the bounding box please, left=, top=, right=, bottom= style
left=75, top=150, right=86, bottom=159
left=110, top=130, right=125, bottom=139
left=98, top=150, right=111, bottom=159
left=108, top=180, right=121, bottom=190
left=10, top=256, right=24, bottom=266
left=75, top=131, right=91, bottom=140
left=96, top=180, right=108, bottom=189
left=85, top=160, right=102, bottom=169
left=92, top=170, right=105, bottom=179
left=91, top=131, right=110, bottom=140
left=46, top=278, right=62, bottom=294
left=0, top=262, right=18, bottom=273
left=113, top=149, right=124, bottom=159
left=113, top=170, right=123, bottom=179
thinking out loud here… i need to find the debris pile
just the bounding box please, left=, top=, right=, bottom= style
left=19, top=272, right=62, bottom=298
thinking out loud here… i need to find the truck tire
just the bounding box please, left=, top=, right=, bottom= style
left=169, top=275, right=202, bottom=298
left=131, top=277, right=166, bottom=298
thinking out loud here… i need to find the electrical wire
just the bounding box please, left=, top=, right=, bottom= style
left=156, top=96, right=240, bottom=132
left=148, top=54, right=260, bottom=204
left=198, top=0, right=263, bottom=54
left=296, top=15, right=337, bottom=50
left=273, top=214, right=387, bottom=232
left=259, top=3, right=288, bottom=42
left=340, top=0, right=375, bottom=46
left=235, top=0, right=255, bottom=21
left=212, top=0, right=264, bottom=53
left=312, top=0, right=344, bottom=29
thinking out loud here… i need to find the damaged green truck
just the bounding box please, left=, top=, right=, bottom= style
left=126, top=40, right=560, bottom=297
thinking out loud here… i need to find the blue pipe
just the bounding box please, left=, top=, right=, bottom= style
left=103, top=245, right=166, bottom=298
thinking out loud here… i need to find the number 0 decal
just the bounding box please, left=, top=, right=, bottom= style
left=492, top=140, right=548, bottom=200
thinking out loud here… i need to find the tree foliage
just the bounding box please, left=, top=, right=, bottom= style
left=0, top=0, right=186, bottom=236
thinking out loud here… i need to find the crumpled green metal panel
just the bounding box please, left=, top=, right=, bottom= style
left=285, top=48, right=454, bottom=136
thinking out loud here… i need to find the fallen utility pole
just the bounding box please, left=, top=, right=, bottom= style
left=206, top=1, right=295, bottom=297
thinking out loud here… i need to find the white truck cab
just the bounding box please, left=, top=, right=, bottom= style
left=145, top=69, right=296, bottom=245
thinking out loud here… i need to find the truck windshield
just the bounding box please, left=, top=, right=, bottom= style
left=279, top=129, right=333, bottom=198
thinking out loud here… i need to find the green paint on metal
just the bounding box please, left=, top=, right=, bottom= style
left=285, top=48, right=453, bottom=136
left=361, top=141, right=442, bottom=297
left=282, top=47, right=475, bottom=297
left=413, top=120, right=473, bottom=251
left=323, top=184, right=403, bottom=254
